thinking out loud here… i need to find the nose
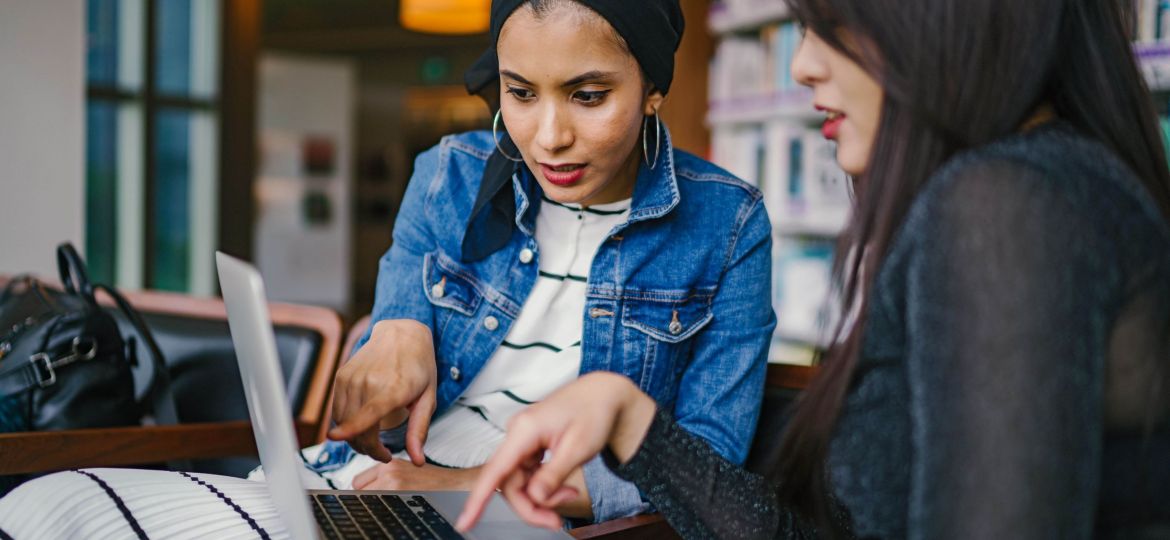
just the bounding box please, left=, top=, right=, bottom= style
left=535, top=103, right=574, bottom=154
left=791, top=32, right=827, bottom=88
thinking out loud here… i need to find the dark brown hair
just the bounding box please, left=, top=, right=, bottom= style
left=774, top=0, right=1170, bottom=531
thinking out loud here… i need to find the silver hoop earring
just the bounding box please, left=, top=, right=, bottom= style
left=493, top=110, right=524, bottom=163
left=642, top=110, right=662, bottom=170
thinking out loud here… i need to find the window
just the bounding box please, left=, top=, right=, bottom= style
left=85, top=0, right=221, bottom=295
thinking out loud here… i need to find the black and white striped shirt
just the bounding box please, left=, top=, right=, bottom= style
left=422, top=195, right=630, bottom=468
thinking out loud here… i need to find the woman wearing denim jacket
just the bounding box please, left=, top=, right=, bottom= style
left=0, top=1, right=771, bottom=537
left=324, top=0, right=776, bottom=525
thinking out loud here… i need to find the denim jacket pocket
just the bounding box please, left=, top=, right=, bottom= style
left=620, top=290, right=716, bottom=398
left=423, top=251, right=484, bottom=316
left=620, top=290, right=715, bottom=344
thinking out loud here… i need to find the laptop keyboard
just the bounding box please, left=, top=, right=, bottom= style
left=311, top=494, right=464, bottom=540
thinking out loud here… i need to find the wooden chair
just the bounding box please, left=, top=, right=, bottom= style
left=0, top=283, right=342, bottom=477
left=745, top=363, right=818, bottom=476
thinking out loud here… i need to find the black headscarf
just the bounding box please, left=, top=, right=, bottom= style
left=465, top=0, right=685, bottom=102
left=460, top=0, right=685, bottom=263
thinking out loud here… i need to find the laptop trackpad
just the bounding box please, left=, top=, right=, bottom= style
left=420, top=491, right=570, bottom=539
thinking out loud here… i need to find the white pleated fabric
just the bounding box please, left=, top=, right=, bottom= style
left=0, top=469, right=290, bottom=539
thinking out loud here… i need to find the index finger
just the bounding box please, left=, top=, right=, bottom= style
left=456, top=428, right=547, bottom=531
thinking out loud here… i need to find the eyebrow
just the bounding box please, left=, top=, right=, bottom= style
left=500, top=69, right=618, bottom=88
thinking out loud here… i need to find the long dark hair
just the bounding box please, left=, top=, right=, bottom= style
left=773, top=0, right=1170, bottom=530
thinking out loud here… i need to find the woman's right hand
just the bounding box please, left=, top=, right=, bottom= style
left=327, top=319, right=437, bottom=465
left=456, top=372, right=657, bottom=531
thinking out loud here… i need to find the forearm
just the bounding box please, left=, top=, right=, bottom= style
left=607, top=408, right=802, bottom=539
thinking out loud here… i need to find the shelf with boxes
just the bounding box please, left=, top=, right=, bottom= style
left=707, top=0, right=791, bottom=35
left=707, top=89, right=819, bottom=126
left=707, top=1, right=846, bottom=365
left=1138, top=42, right=1170, bottom=92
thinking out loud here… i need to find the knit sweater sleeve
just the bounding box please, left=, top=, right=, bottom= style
left=605, top=408, right=818, bottom=539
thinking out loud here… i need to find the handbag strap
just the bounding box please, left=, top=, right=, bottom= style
left=56, top=243, right=97, bottom=307
left=0, top=317, right=87, bottom=396
left=0, top=359, right=53, bottom=396
left=0, top=275, right=30, bottom=304
left=93, top=284, right=180, bottom=428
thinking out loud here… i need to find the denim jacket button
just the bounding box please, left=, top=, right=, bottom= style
left=483, top=316, right=500, bottom=331
left=431, top=282, right=445, bottom=299
left=519, top=248, right=534, bottom=264
left=589, top=308, right=614, bottom=318
left=449, top=366, right=461, bottom=381
left=669, top=320, right=683, bottom=335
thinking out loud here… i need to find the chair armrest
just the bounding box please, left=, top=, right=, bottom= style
left=0, top=421, right=318, bottom=476
left=766, top=363, right=818, bottom=390
left=569, top=514, right=680, bottom=539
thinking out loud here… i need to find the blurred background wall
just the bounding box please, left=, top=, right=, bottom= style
left=0, top=1, right=85, bottom=278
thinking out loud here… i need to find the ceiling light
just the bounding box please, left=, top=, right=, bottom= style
left=400, top=0, right=490, bottom=35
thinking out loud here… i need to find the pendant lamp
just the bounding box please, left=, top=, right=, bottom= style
left=400, top=0, right=491, bottom=35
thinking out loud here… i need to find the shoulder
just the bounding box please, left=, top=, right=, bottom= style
left=399, top=131, right=496, bottom=246
left=672, top=148, right=763, bottom=200
left=416, top=130, right=495, bottom=176
left=910, top=124, right=1156, bottom=231
left=670, top=149, right=766, bottom=226
left=921, top=124, right=1149, bottom=211
left=439, top=130, right=496, bottom=161
left=409, top=130, right=495, bottom=202
left=891, top=124, right=1170, bottom=272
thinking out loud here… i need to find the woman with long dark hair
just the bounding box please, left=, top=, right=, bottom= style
left=457, top=0, right=1170, bottom=537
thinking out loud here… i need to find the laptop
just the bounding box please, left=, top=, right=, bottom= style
left=216, top=252, right=571, bottom=540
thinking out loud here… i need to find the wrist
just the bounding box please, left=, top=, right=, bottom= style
left=371, top=318, right=431, bottom=342
left=609, top=378, right=656, bottom=464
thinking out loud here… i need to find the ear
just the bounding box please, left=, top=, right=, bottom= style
left=644, top=89, right=666, bottom=116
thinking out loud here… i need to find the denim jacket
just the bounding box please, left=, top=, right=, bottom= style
left=355, top=126, right=776, bottom=522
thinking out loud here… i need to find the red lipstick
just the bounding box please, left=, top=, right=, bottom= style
left=816, top=105, right=846, bottom=140
left=540, top=163, right=587, bottom=187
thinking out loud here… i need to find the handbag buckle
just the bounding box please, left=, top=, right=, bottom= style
left=29, top=353, right=56, bottom=388
left=27, top=338, right=97, bottom=389
left=51, top=337, right=98, bottom=370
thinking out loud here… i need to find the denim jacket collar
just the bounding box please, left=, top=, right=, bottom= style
left=460, top=134, right=524, bottom=263
left=512, top=167, right=538, bottom=237
left=626, top=125, right=681, bottom=225
left=461, top=125, right=681, bottom=262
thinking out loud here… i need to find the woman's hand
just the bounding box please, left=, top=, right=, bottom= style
left=456, top=372, right=657, bottom=532
left=328, top=319, right=437, bottom=465
left=353, top=462, right=480, bottom=492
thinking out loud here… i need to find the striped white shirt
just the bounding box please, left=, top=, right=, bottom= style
left=421, top=195, right=630, bottom=468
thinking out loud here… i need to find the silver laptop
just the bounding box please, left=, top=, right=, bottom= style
left=216, top=252, right=571, bottom=540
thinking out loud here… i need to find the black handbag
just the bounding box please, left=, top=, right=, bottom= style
left=0, top=244, right=180, bottom=490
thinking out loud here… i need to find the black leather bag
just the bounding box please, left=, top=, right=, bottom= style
left=0, top=244, right=177, bottom=436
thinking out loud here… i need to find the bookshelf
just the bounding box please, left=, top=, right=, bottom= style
left=706, top=1, right=846, bottom=366
left=707, top=1, right=791, bottom=35
left=707, top=88, right=819, bottom=126
left=1137, top=41, right=1170, bottom=92
left=705, top=1, right=1170, bottom=366
left=1133, top=2, right=1170, bottom=173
